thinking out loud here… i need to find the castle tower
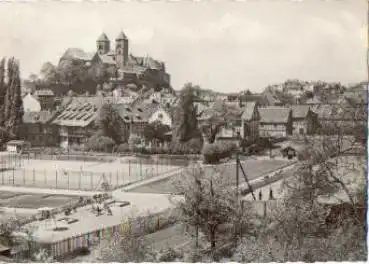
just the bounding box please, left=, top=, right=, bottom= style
left=115, top=31, right=129, bottom=69
left=96, top=33, right=110, bottom=55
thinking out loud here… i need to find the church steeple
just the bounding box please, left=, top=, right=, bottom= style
left=115, top=31, right=129, bottom=69
left=96, top=33, right=110, bottom=55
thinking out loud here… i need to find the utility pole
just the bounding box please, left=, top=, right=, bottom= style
left=236, top=151, right=239, bottom=199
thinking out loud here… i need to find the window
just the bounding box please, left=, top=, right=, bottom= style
left=158, top=113, right=163, bottom=119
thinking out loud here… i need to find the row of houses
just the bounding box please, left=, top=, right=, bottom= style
left=18, top=83, right=366, bottom=149
left=19, top=94, right=173, bottom=148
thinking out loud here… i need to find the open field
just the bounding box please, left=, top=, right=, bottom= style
left=128, top=158, right=295, bottom=194
left=0, top=157, right=182, bottom=191
left=0, top=191, right=81, bottom=209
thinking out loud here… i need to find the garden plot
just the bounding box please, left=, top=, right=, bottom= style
left=0, top=158, right=180, bottom=191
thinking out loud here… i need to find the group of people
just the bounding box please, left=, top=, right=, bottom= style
left=91, top=202, right=113, bottom=216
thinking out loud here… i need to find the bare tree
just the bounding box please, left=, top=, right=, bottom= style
left=171, top=164, right=246, bottom=261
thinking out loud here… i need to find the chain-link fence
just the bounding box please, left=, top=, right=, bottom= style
left=0, top=161, right=183, bottom=191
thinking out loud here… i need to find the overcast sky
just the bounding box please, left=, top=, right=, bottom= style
left=0, top=0, right=367, bottom=93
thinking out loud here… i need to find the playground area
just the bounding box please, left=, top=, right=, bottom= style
left=0, top=156, right=182, bottom=191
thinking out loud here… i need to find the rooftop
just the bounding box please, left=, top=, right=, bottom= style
left=259, top=107, right=291, bottom=123
left=52, top=97, right=104, bottom=127
left=290, top=105, right=310, bottom=119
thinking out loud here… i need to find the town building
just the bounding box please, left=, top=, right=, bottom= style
left=258, top=107, right=292, bottom=138
left=20, top=111, right=59, bottom=147
left=290, top=105, right=317, bottom=135
left=34, top=89, right=55, bottom=111
left=241, top=101, right=260, bottom=142
left=51, top=97, right=104, bottom=148
left=60, top=31, right=171, bottom=91
left=116, top=101, right=172, bottom=145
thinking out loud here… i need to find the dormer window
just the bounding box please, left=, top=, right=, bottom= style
left=137, top=108, right=143, bottom=112
left=158, top=113, right=163, bottom=119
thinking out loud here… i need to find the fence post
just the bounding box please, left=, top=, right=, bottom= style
left=90, top=173, right=93, bottom=190
left=109, top=172, right=112, bottom=187
left=23, top=169, right=26, bottom=185
left=116, top=170, right=119, bottom=188
left=129, top=160, right=131, bottom=179
left=2, top=169, right=4, bottom=185
left=140, top=160, right=142, bottom=180
left=33, top=168, right=35, bottom=185
left=55, top=170, right=58, bottom=189
left=156, top=160, right=159, bottom=176
left=79, top=171, right=82, bottom=190
left=12, top=167, right=15, bottom=185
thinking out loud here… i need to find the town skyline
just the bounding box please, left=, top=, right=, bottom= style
left=0, top=1, right=367, bottom=93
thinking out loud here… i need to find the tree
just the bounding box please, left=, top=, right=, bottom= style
left=2, top=58, right=23, bottom=139
left=172, top=83, right=201, bottom=143
left=143, top=120, right=170, bottom=146
left=96, top=103, right=129, bottom=145
left=200, top=109, right=226, bottom=144
left=0, top=58, right=5, bottom=126
left=172, top=165, right=245, bottom=261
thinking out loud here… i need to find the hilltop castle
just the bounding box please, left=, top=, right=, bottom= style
left=60, top=31, right=171, bottom=90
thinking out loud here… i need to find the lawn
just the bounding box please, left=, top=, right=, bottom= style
left=128, top=159, right=295, bottom=194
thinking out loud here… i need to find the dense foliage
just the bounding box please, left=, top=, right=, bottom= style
left=96, top=103, right=129, bottom=145
left=202, top=141, right=237, bottom=164
left=172, top=83, right=201, bottom=143
left=0, top=57, right=24, bottom=144
left=85, top=135, right=115, bottom=152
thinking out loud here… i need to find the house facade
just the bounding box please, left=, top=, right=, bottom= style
left=51, top=97, right=104, bottom=148
left=258, top=107, right=292, bottom=138
left=20, top=111, right=58, bottom=147
left=241, top=101, right=260, bottom=142
left=290, top=105, right=317, bottom=135
left=34, top=89, right=55, bottom=111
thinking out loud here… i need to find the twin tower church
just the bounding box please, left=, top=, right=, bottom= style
left=60, top=31, right=171, bottom=88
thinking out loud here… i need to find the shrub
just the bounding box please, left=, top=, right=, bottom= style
left=202, top=141, right=237, bottom=164
left=128, top=135, right=142, bottom=148
left=117, top=143, right=130, bottom=153
left=85, top=135, right=115, bottom=153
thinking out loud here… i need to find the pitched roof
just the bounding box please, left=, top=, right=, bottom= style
left=97, top=33, right=109, bottom=42
left=241, top=101, right=257, bottom=121
left=259, top=107, right=291, bottom=123
left=115, top=101, right=163, bottom=123
left=52, top=97, right=105, bottom=127
left=116, top=31, right=128, bottom=40
left=290, top=105, right=310, bottom=119
left=263, top=91, right=282, bottom=106
left=311, top=104, right=333, bottom=119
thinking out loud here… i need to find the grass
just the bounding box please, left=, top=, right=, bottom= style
left=129, top=159, right=294, bottom=194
